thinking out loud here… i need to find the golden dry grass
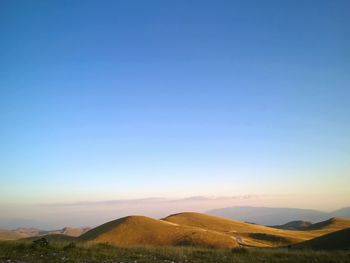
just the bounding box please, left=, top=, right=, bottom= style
left=1, top=240, right=350, bottom=263
left=163, top=212, right=350, bottom=247
left=6, top=213, right=350, bottom=250
left=78, top=215, right=238, bottom=248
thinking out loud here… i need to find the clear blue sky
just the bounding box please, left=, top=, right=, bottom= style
left=1, top=0, right=349, bottom=204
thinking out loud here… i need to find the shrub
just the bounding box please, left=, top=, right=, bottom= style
left=63, top=242, right=77, bottom=250
left=231, top=247, right=248, bottom=254
left=32, top=238, right=49, bottom=249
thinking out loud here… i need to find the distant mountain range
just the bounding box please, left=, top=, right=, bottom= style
left=0, top=227, right=90, bottom=240
left=207, top=206, right=350, bottom=225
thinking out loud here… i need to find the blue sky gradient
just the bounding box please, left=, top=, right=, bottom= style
left=1, top=0, right=349, bottom=205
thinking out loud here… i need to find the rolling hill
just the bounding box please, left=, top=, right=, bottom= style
left=272, top=220, right=312, bottom=230
left=5, top=212, right=350, bottom=250
left=163, top=212, right=309, bottom=247
left=162, top=212, right=350, bottom=247
left=79, top=215, right=238, bottom=248
left=302, top=217, right=350, bottom=236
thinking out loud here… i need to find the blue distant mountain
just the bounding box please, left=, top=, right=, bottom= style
left=332, top=207, right=350, bottom=218
left=207, top=206, right=350, bottom=225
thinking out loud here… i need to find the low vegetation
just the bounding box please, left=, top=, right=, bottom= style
left=248, top=233, right=290, bottom=244
left=1, top=240, right=350, bottom=263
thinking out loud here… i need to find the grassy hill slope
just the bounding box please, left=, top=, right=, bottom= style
left=163, top=212, right=350, bottom=247
left=79, top=215, right=238, bottom=248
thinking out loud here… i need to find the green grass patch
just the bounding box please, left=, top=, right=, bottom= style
left=0, top=240, right=349, bottom=263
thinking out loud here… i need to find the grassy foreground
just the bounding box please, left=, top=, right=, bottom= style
left=0, top=240, right=349, bottom=263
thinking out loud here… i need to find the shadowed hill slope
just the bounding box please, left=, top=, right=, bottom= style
left=79, top=215, right=238, bottom=248
left=271, top=221, right=312, bottom=230
left=292, top=228, right=350, bottom=250
left=305, top=217, right=350, bottom=231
